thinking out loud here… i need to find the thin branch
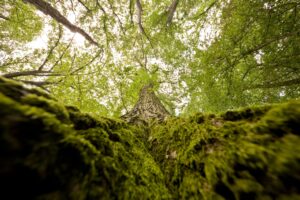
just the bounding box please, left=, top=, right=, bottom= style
left=38, top=26, right=63, bottom=71
left=71, top=50, right=102, bottom=74
left=48, top=35, right=74, bottom=72
left=241, top=30, right=300, bottom=57
left=194, top=0, right=217, bottom=19
left=78, top=0, right=91, bottom=12
left=136, top=0, right=153, bottom=47
left=0, top=61, right=32, bottom=69
left=248, top=77, right=300, bottom=89
left=107, top=0, right=126, bottom=34
left=96, top=0, right=110, bottom=46
left=23, top=0, right=99, bottom=46
left=68, top=51, right=77, bottom=72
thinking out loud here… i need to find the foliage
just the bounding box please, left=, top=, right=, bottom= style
left=0, top=0, right=42, bottom=45
left=0, top=0, right=298, bottom=116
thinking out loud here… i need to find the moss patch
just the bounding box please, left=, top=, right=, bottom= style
left=149, top=102, right=300, bottom=199
left=1, top=77, right=300, bottom=199
left=0, top=77, right=170, bottom=199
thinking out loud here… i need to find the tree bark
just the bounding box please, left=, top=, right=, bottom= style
left=121, top=84, right=170, bottom=125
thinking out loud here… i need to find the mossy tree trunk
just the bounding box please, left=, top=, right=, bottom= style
left=1, top=77, right=300, bottom=200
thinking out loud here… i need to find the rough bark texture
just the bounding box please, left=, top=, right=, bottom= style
left=1, top=77, right=300, bottom=199
left=121, top=84, right=170, bottom=125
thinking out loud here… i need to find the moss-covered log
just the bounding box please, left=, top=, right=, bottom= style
left=1, top=77, right=300, bottom=199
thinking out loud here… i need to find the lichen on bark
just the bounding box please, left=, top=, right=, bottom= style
left=1, top=76, right=300, bottom=200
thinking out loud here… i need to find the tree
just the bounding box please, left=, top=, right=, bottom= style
left=1, top=0, right=300, bottom=198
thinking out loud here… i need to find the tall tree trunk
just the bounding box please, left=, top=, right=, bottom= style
left=121, top=84, right=170, bottom=125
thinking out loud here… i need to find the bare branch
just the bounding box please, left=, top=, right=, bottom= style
left=23, top=0, right=99, bottom=46
left=119, top=83, right=129, bottom=113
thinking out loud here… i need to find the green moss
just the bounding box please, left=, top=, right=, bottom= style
left=148, top=100, right=300, bottom=199
left=1, top=77, right=300, bottom=199
left=221, top=105, right=273, bottom=121
left=66, top=105, right=125, bottom=131
left=0, top=77, right=170, bottom=199
left=255, top=100, right=300, bottom=136
left=21, top=94, right=70, bottom=123
left=0, top=76, right=54, bottom=101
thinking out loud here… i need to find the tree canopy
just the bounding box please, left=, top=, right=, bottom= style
left=0, top=0, right=299, bottom=117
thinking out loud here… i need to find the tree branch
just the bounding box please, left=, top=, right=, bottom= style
left=23, top=0, right=99, bottom=46
left=78, top=0, right=91, bottom=12
left=107, top=1, right=126, bottom=34
left=248, top=77, right=300, bottom=89
left=48, top=36, right=74, bottom=72
left=136, top=0, right=153, bottom=47
left=241, top=30, right=300, bottom=57
left=71, top=50, right=102, bottom=74
left=38, top=26, right=63, bottom=71
left=166, top=0, right=179, bottom=26
left=191, top=0, right=217, bottom=20
left=129, top=0, right=134, bottom=25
